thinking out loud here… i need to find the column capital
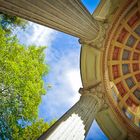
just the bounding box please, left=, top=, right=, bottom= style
left=79, top=22, right=109, bottom=49
left=79, top=83, right=105, bottom=97
left=79, top=83, right=106, bottom=108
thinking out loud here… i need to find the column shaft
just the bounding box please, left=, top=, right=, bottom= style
left=38, top=94, right=102, bottom=140
left=0, top=0, right=99, bottom=41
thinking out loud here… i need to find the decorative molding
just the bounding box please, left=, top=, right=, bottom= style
left=102, top=0, right=140, bottom=137
left=92, top=0, right=121, bottom=22
left=79, top=21, right=109, bottom=49
left=79, top=82, right=107, bottom=110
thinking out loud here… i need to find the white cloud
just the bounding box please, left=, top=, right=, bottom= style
left=16, top=21, right=57, bottom=47
left=17, top=21, right=81, bottom=122
left=66, top=70, right=82, bottom=104
left=39, top=36, right=81, bottom=121
left=27, top=23, right=56, bottom=46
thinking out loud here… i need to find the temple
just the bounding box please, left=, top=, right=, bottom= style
left=0, top=0, right=140, bottom=139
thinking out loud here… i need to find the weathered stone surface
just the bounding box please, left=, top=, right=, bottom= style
left=0, top=0, right=100, bottom=41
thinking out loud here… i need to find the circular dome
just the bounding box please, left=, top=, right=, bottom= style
left=103, top=0, right=140, bottom=131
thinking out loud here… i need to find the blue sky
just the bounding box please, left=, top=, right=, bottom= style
left=16, top=0, right=108, bottom=139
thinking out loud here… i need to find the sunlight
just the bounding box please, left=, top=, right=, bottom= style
left=66, top=69, right=81, bottom=104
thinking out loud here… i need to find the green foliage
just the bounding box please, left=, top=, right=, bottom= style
left=0, top=27, right=51, bottom=139
left=0, top=12, right=28, bottom=33
left=12, top=119, right=50, bottom=140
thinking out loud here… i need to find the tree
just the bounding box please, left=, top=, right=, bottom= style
left=0, top=12, right=27, bottom=33
left=0, top=26, right=51, bottom=140
left=12, top=119, right=50, bottom=140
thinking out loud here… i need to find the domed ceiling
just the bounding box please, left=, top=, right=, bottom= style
left=104, top=0, right=140, bottom=128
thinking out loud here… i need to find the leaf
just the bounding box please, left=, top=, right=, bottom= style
left=0, top=26, right=53, bottom=139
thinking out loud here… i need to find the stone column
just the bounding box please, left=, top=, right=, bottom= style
left=38, top=83, right=104, bottom=140
left=0, top=0, right=100, bottom=41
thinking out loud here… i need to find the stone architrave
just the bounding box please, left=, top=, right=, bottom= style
left=0, top=0, right=100, bottom=41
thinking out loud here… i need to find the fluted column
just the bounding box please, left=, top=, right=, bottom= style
left=0, top=0, right=100, bottom=41
left=38, top=83, right=104, bottom=140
